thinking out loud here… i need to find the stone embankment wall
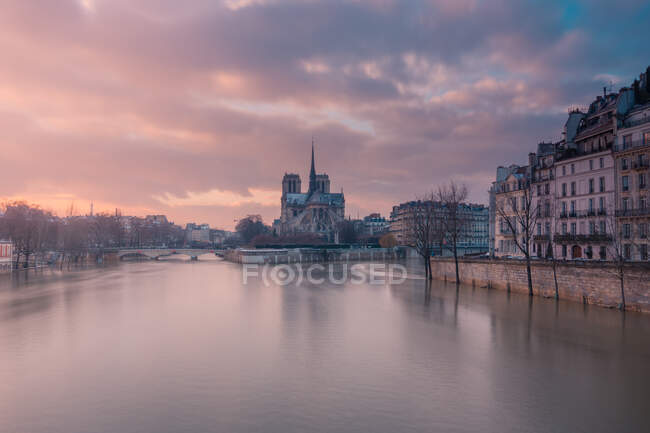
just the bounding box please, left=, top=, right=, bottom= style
left=225, top=248, right=401, bottom=264
left=430, top=257, right=650, bottom=312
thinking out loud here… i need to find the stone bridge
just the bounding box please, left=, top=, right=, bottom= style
left=116, top=248, right=225, bottom=261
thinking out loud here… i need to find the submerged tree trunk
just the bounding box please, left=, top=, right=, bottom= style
left=619, top=266, right=626, bottom=311
left=552, top=260, right=559, bottom=300
left=525, top=255, right=533, bottom=296
left=453, top=243, right=460, bottom=285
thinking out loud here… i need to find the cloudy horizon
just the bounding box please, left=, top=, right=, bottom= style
left=2, top=0, right=649, bottom=229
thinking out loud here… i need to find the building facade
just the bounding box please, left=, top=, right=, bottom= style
left=185, top=223, right=211, bottom=245
left=494, top=167, right=530, bottom=258
left=0, top=240, right=13, bottom=272
left=362, top=213, right=390, bottom=236
left=278, top=144, right=345, bottom=242
left=390, top=200, right=489, bottom=256
left=614, top=99, right=650, bottom=260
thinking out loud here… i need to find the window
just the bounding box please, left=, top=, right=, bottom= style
left=537, top=223, right=542, bottom=235
left=599, top=157, right=604, bottom=169
left=641, top=245, right=648, bottom=261
left=562, top=223, right=567, bottom=234
left=570, top=200, right=576, bottom=214
left=641, top=197, right=647, bottom=209
left=589, top=178, right=594, bottom=193
left=544, top=201, right=550, bottom=217
left=562, top=166, right=566, bottom=176
left=600, top=220, right=606, bottom=234
left=644, top=132, right=650, bottom=145
left=545, top=183, right=550, bottom=195
left=537, top=185, right=541, bottom=195
left=599, top=197, right=605, bottom=212
left=562, top=183, right=567, bottom=196
left=640, top=223, right=648, bottom=239
left=571, top=163, right=575, bottom=174
left=545, top=222, right=550, bottom=235
left=589, top=221, right=595, bottom=235
left=571, top=223, right=577, bottom=235
left=624, top=244, right=631, bottom=260
left=571, top=182, right=576, bottom=196
left=561, top=201, right=567, bottom=215
left=622, top=158, right=628, bottom=170
left=586, top=246, right=593, bottom=259
left=599, top=246, right=606, bottom=260
left=589, top=160, right=594, bottom=170
left=623, top=224, right=631, bottom=239
left=622, top=197, right=630, bottom=211
left=622, top=176, right=629, bottom=191
left=599, top=177, right=605, bottom=192
left=623, top=134, right=632, bottom=149
left=588, top=198, right=594, bottom=212
left=640, top=173, right=647, bottom=189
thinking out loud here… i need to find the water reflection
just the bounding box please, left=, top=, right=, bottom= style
left=0, top=260, right=649, bottom=433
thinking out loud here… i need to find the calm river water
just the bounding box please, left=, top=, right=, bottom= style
left=1, top=258, right=649, bottom=433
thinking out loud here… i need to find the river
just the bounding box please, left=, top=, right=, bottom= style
left=1, top=258, right=649, bottom=433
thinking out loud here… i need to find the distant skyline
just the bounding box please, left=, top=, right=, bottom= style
left=2, top=0, right=649, bottom=230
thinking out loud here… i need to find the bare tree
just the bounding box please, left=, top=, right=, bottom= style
left=0, top=202, right=55, bottom=269
left=604, top=210, right=634, bottom=310
left=60, top=217, right=89, bottom=267
left=496, top=184, right=539, bottom=296
left=89, top=213, right=122, bottom=262
left=437, top=181, right=469, bottom=284
left=408, top=192, right=439, bottom=280
left=540, top=199, right=561, bottom=300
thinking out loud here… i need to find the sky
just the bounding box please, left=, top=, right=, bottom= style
left=2, top=0, right=649, bottom=230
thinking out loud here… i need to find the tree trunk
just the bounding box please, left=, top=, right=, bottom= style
left=453, top=243, right=460, bottom=285
left=619, top=267, right=626, bottom=311
left=525, top=255, right=533, bottom=296
left=552, top=260, right=559, bottom=300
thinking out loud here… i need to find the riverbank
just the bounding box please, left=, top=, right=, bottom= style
left=430, top=257, right=650, bottom=313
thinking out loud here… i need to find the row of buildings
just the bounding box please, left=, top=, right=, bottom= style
left=389, top=200, right=489, bottom=256
left=491, top=67, right=650, bottom=261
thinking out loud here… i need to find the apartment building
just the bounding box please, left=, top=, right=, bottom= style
left=614, top=99, right=650, bottom=260
left=530, top=142, right=558, bottom=258
left=390, top=200, right=489, bottom=255
left=494, top=167, right=530, bottom=258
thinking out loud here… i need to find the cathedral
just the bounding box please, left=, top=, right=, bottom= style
left=277, top=143, right=345, bottom=242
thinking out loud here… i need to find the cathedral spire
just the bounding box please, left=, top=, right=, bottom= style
left=309, top=137, right=317, bottom=193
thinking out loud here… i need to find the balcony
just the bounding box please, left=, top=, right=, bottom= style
left=569, top=212, right=577, bottom=218
left=632, top=160, right=649, bottom=171
left=614, top=138, right=650, bottom=153
left=597, top=209, right=607, bottom=216
left=616, top=208, right=650, bottom=217
left=559, top=212, right=568, bottom=219
left=554, top=233, right=613, bottom=243
left=623, top=116, right=650, bottom=129
left=533, top=234, right=550, bottom=241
